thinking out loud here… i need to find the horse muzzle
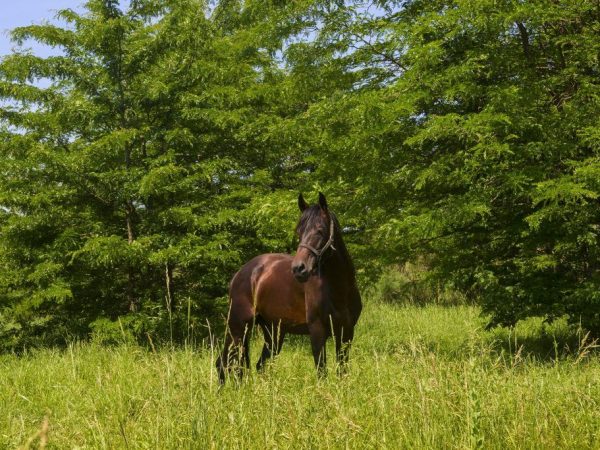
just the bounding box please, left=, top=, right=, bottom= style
left=292, top=261, right=310, bottom=283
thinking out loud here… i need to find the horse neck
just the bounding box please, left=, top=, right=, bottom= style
left=321, top=230, right=356, bottom=282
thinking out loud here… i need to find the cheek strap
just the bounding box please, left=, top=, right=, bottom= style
left=298, top=216, right=336, bottom=259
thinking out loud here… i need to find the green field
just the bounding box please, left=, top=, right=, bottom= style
left=2, top=302, right=599, bottom=449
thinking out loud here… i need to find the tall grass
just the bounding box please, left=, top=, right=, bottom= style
left=2, top=302, right=599, bottom=449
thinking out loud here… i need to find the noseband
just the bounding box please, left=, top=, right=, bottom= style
left=298, top=216, right=336, bottom=270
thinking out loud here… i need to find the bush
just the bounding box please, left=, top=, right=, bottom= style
left=368, top=261, right=467, bottom=306
left=90, top=317, right=140, bottom=346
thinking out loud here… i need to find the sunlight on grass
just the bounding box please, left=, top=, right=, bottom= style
left=2, top=303, right=599, bottom=449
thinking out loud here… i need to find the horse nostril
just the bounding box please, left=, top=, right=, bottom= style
left=293, top=262, right=306, bottom=274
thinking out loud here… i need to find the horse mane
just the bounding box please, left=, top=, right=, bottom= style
left=295, top=205, right=322, bottom=235
left=330, top=212, right=356, bottom=278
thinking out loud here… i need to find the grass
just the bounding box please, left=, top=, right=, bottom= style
left=1, top=302, right=600, bottom=449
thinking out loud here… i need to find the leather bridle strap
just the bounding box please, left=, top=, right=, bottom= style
left=298, top=215, right=336, bottom=259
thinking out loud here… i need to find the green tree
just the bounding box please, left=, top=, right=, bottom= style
left=391, top=0, right=600, bottom=332
left=321, top=0, right=600, bottom=331
left=5, top=0, right=599, bottom=347
left=0, top=0, right=308, bottom=349
left=271, top=0, right=600, bottom=332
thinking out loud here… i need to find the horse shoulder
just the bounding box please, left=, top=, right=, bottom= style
left=253, top=256, right=307, bottom=326
left=229, top=254, right=289, bottom=305
left=253, top=255, right=295, bottom=300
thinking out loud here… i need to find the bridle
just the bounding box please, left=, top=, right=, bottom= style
left=298, top=215, right=336, bottom=273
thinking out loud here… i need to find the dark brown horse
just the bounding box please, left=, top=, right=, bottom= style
left=216, top=193, right=362, bottom=382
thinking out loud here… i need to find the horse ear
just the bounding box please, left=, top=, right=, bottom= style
left=318, top=192, right=328, bottom=211
left=298, top=193, right=308, bottom=212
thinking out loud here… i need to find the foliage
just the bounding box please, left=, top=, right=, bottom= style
left=0, top=0, right=308, bottom=349
left=367, top=261, right=467, bottom=306
left=2, top=0, right=600, bottom=347
left=283, top=0, right=600, bottom=333
left=379, top=0, right=600, bottom=332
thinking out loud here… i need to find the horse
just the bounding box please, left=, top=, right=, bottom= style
left=216, top=192, right=362, bottom=383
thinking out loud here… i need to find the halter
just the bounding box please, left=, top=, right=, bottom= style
left=298, top=215, right=336, bottom=273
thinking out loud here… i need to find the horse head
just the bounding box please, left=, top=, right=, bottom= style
left=292, top=192, right=336, bottom=282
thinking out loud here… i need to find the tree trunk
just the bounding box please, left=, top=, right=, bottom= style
left=126, top=198, right=137, bottom=312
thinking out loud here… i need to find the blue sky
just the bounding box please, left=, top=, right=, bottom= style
left=0, top=1, right=134, bottom=58
left=0, top=1, right=86, bottom=58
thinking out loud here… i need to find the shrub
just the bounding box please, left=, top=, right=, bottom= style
left=368, top=261, right=467, bottom=306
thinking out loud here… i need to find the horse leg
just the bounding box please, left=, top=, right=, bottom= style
left=242, top=329, right=251, bottom=370
left=216, top=332, right=233, bottom=384
left=256, top=320, right=285, bottom=372
left=334, top=325, right=354, bottom=376
left=232, top=321, right=253, bottom=380
left=308, top=318, right=328, bottom=377
left=217, top=314, right=253, bottom=384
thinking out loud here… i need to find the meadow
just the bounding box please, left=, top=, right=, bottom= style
left=2, top=301, right=599, bottom=449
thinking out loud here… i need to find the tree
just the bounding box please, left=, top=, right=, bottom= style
left=4, top=0, right=599, bottom=347
left=269, top=0, right=600, bottom=332
left=314, top=0, right=600, bottom=331
left=0, top=0, right=309, bottom=349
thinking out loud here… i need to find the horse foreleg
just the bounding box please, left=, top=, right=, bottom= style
left=216, top=333, right=234, bottom=384
left=256, top=321, right=285, bottom=372
left=334, top=325, right=354, bottom=376
left=256, top=324, right=285, bottom=372
left=308, top=319, right=328, bottom=377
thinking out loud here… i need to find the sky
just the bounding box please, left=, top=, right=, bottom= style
left=1, top=1, right=384, bottom=59
left=0, top=0, right=134, bottom=58
left=0, top=1, right=86, bottom=58
left=0, top=1, right=128, bottom=104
